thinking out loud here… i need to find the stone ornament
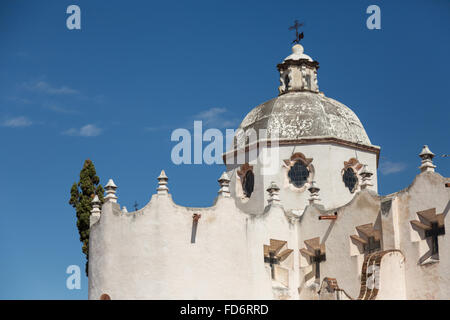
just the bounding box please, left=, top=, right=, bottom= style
left=157, top=170, right=169, bottom=195
left=283, top=152, right=314, bottom=193
left=104, top=179, right=118, bottom=203
left=263, top=239, right=293, bottom=287
left=419, top=145, right=436, bottom=173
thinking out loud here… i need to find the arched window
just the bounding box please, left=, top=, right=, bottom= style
left=343, top=167, right=357, bottom=192
left=288, top=161, right=310, bottom=188
left=242, top=170, right=254, bottom=198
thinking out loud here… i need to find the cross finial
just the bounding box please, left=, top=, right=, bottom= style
left=289, top=20, right=304, bottom=44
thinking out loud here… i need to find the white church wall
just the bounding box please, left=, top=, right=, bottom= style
left=228, top=143, right=378, bottom=215
left=89, top=189, right=305, bottom=300
left=392, top=171, right=450, bottom=299
left=298, top=190, right=383, bottom=299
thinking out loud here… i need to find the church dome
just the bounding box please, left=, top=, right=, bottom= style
left=237, top=91, right=371, bottom=146
left=232, top=43, right=372, bottom=150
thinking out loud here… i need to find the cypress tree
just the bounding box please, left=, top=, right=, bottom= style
left=69, top=159, right=104, bottom=276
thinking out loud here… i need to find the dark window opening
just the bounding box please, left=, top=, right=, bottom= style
left=343, top=167, right=358, bottom=192
left=243, top=170, right=254, bottom=198
left=288, top=161, right=309, bottom=188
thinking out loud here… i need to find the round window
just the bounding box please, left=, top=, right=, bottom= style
left=343, top=167, right=358, bottom=192
left=288, top=161, right=310, bottom=188
left=242, top=170, right=254, bottom=198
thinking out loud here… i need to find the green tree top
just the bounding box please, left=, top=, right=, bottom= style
left=69, top=159, right=104, bottom=276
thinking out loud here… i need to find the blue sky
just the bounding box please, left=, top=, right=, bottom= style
left=0, top=0, right=449, bottom=299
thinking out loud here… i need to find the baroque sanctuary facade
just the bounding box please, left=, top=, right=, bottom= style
left=88, top=42, right=450, bottom=300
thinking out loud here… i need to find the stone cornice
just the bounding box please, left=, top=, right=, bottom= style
left=222, top=137, right=381, bottom=167
left=277, top=59, right=320, bottom=71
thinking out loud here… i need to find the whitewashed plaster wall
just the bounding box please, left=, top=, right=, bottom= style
left=227, top=143, right=378, bottom=215
left=88, top=189, right=302, bottom=300
left=88, top=164, right=449, bottom=300
left=390, top=171, right=450, bottom=299
left=298, top=190, right=382, bottom=299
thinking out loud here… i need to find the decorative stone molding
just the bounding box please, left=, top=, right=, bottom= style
left=283, top=152, right=314, bottom=193
left=237, top=163, right=253, bottom=178
left=410, top=208, right=445, bottom=263
left=263, top=239, right=294, bottom=287
left=223, top=137, right=381, bottom=166
left=300, top=237, right=326, bottom=282
left=307, top=181, right=321, bottom=205
left=343, top=158, right=363, bottom=171
left=419, top=145, right=436, bottom=173
left=276, top=44, right=320, bottom=95
left=157, top=170, right=169, bottom=195
left=357, top=250, right=404, bottom=300
left=104, top=179, right=118, bottom=203
left=342, top=158, right=363, bottom=193
left=359, top=164, right=374, bottom=190
left=217, top=172, right=231, bottom=198
left=266, top=182, right=281, bottom=205
left=350, top=223, right=381, bottom=255
left=90, top=195, right=101, bottom=226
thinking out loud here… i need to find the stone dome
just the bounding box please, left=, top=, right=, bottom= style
left=231, top=43, right=373, bottom=150
left=235, top=91, right=372, bottom=147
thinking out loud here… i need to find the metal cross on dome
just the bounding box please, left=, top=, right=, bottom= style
left=289, top=20, right=304, bottom=44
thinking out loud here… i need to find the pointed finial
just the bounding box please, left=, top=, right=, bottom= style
left=267, top=181, right=281, bottom=204
left=157, top=170, right=169, bottom=195
left=419, top=145, right=436, bottom=173
left=121, top=206, right=128, bottom=213
left=104, top=179, right=118, bottom=203
left=308, top=181, right=321, bottom=204
left=91, top=195, right=101, bottom=216
left=359, top=165, right=374, bottom=190
left=90, top=194, right=101, bottom=226
left=218, top=172, right=231, bottom=198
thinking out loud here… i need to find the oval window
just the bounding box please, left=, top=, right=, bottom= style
left=242, top=170, right=254, bottom=198
left=343, top=167, right=357, bottom=192
left=288, top=161, right=309, bottom=188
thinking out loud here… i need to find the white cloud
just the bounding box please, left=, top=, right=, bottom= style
left=63, top=124, right=102, bottom=137
left=379, top=161, right=407, bottom=175
left=1, top=116, right=32, bottom=128
left=24, top=80, right=79, bottom=95
left=193, top=107, right=238, bottom=128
